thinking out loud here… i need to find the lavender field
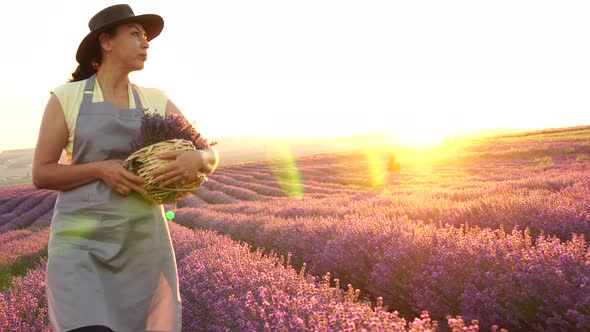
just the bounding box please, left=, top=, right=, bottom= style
left=1, top=127, right=590, bottom=331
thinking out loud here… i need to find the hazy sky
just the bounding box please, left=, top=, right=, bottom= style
left=1, top=1, right=589, bottom=152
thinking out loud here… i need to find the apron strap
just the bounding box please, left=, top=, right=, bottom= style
left=82, top=73, right=144, bottom=111
left=130, top=84, right=144, bottom=110
left=82, top=73, right=97, bottom=106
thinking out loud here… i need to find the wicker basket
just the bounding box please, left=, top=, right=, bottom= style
left=122, top=139, right=208, bottom=205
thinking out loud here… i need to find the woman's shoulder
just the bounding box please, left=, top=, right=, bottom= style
left=50, top=79, right=88, bottom=117
left=132, top=83, right=169, bottom=116
left=51, top=79, right=86, bottom=96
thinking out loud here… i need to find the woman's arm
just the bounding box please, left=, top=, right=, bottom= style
left=32, top=93, right=146, bottom=197
left=165, top=99, right=219, bottom=174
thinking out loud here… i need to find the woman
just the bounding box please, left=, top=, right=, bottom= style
left=32, top=4, right=219, bottom=332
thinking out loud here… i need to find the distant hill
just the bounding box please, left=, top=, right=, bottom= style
left=0, top=135, right=371, bottom=187
left=0, top=149, right=35, bottom=187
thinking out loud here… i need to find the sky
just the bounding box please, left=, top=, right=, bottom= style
left=1, top=0, right=590, bottom=152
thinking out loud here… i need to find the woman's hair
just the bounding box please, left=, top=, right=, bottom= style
left=69, top=26, right=118, bottom=82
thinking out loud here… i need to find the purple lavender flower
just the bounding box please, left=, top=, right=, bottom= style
left=129, top=112, right=217, bottom=156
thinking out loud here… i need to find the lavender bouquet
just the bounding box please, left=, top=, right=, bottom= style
left=129, top=112, right=217, bottom=154
left=122, top=112, right=217, bottom=205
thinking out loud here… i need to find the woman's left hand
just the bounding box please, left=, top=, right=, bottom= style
left=150, top=150, right=204, bottom=187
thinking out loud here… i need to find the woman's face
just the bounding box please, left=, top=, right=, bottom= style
left=100, top=23, right=149, bottom=71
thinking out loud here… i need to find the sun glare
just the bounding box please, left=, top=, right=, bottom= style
left=385, top=125, right=461, bottom=149
left=364, top=149, right=387, bottom=190
left=388, top=130, right=442, bottom=148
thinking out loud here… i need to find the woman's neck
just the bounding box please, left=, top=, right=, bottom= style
left=95, top=65, right=130, bottom=98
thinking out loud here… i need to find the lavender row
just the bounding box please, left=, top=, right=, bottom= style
left=0, top=223, right=485, bottom=331
left=206, top=168, right=590, bottom=242
left=169, top=222, right=473, bottom=331
left=0, top=193, right=33, bottom=216
left=0, top=185, right=38, bottom=204
left=0, top=213, right=18, bottom=229
left=0, top=193, right=57, bottom=233
left=193, top=185, right=240, bottom=204
left=176, top=194, right=208, bottom=209
left=174, top=207, right=590, bottom=331
left=28, top=208, right=55, bottom=231
left=0, top=258, right=50, bottom=331
left=208, top=194, right=357, bottom=220
left=0, top=228, right=50, bottom=269
left=0, top=229, right=32, bottom=246
left=204, top=177, right=262, bottom=201
left=360, top=181, right=590, bottom=241
left=460, top=132, right=590, bottom=162
left=214, top=156, right=374, bottom=188
left=10, top=190, right=55, bottom=216
left=0, top=228, right=50, bottom=291
left=210, top=172, right=364, bottom=197
left=206, top=174, right=288, bottom=198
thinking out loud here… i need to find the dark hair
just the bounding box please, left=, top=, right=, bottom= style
left=69, top=26, right=118, bottom=82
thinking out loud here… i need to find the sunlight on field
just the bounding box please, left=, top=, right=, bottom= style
left=351, top=127, right=467, bottom=169
left=265, top=142, right=304, bottom=200
left=377, top=143, right=462, bottom=170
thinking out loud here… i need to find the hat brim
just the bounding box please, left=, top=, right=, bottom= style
left=76, top=14, right=164, bottom=64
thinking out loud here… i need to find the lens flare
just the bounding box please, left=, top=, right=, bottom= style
left=266, top=142, right=304, bottom=200
left=364, top=148, right=387, bottom=191
left=166, top=210, right=175, bottom=220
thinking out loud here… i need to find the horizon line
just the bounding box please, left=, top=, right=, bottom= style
left=2, top=124, right=588, bottom=154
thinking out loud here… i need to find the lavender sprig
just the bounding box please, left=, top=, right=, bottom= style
left=129, top=112, right=217, bottom=155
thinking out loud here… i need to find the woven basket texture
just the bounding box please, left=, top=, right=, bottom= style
left=122, top=139, right=207, bottom=205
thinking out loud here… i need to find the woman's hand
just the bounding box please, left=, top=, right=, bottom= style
left=151, top=149, right=218, bottom=187
left=99, top=159, right=147, bottom=197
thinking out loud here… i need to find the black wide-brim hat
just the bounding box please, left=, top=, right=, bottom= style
left=76, top=4, right=164, bottom=64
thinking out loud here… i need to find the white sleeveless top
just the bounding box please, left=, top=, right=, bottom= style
left=51, top=77, right=168, bottom=164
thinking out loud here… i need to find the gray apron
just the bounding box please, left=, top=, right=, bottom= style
left=46, top=74, right=182, bottom=332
